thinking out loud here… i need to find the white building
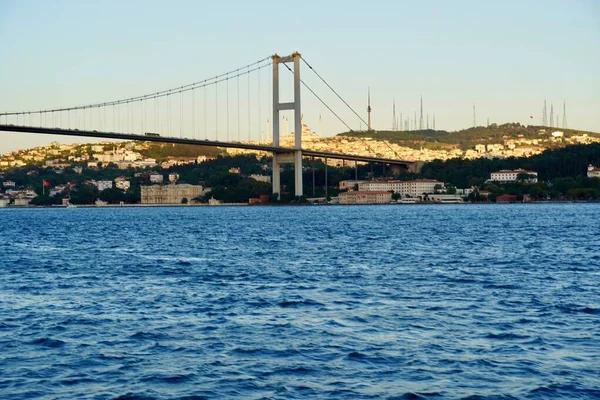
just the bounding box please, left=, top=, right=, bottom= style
left=141, top=184, right=202, bottom=204
left=95, top=181, right=113, bottom=192
left=115, top=178, right=131, bottom=191
left=250, top=174, right=271, bottom=184
left=2, top=180, right=16, bottom=187
left=168, top=173, right=179, bottom=184
left=588, top=165, right=600, bottom=178
left=149, top=173, right=163, bottom=183
left=490, top=169, right=538, bottom=183
left=358, top=179, right=445, bottom=197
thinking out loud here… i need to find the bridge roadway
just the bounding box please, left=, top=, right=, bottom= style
left=0, top=125, right=413, bottom=167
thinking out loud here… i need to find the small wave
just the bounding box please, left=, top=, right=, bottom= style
left=279, top=299, right=323, bottom=308
left=29, top=337, right=65, bottom=348
left=581, top=307, right=600, bottom=315
left=129, top=331, right=170, bottom=340
left=485, top=332, right=528, bottom=340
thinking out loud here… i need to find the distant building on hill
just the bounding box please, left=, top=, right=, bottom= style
left=339, top=180, right=367, bottom=191
left=490, top=169, right=538, bottom=183
left=141, top=184, right=202, bottom=204
left=588, top=165, right=600, bottom=178
left=149, top=173, right=163, bottom=183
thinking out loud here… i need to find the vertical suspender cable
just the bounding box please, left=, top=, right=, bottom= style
left=237, top=74, right=240, bottom=141
left=258, top=66, right=261, bottom=142
left=192, top=90, right=195, bottom=139
left=215, top=81, right=218, bottom=140
left=180, top=91, right=183, bottom=138
left=247, top=66, right=251, bottom=142
left=226, top=76, right=230, bottom=142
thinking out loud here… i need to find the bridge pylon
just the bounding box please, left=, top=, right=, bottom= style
left=272, top=52, right=302, bottom=199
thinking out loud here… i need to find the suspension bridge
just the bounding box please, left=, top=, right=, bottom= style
left=0, top=52, right=412, bottom=197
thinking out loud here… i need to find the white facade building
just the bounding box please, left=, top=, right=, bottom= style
left=149, top=173, right=163, bottom=183
left=250, top=174, right=271, bottom=184
left=358, top=179, right=444, bottom=197
left=490, top=169, right=538, bottom=183
left=95, top=181, right=113, bottom=192
left=115, top=180, right=131, bottom=190
left=588, top=165, right=600, bottom=178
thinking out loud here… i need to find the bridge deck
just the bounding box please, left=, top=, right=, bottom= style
left=0, top=125, right=413, bottom=166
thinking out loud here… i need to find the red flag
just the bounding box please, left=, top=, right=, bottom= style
left=43, top=179, right=51, bottom=187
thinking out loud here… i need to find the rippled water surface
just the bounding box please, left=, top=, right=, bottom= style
left=1, top=204, right=599, bottom=399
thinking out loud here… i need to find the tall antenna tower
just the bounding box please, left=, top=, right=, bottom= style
left=392, top=99, right=396, bottom=131
left=433, top=115, right=436, bottom=130
left=549, top=103, right=554, bottom=128
left=472, top=104, right=476, bottom=127
left=427, top=114, right=430, bottom=129
left=419, top=96, right=424, bottom=130
left=367, top=88, right=372, bottom=131
left=400, top=112, right=403, bottom=131
left=414, top=111, right=417, bottom=131
left=562, top=100, right=567, bottom=128
left=543, top=100, right=547, bottom=126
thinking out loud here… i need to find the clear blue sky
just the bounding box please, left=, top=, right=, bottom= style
left=1, top=0, right=599, bottom=153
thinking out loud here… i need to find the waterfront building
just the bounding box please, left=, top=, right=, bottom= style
left=588, top=165, right=600, bottom=178
left=358, top=179, right=444, bottom=197
left=490, top=169, right=538, bottom=183
left=496, top=194, right=519, bottom=203
left=141, top=184, right=202, bottom=204
left=339, top=191, right=392, bottom=204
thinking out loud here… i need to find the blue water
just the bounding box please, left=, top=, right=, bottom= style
left=1, top=204, right=599, bottom=399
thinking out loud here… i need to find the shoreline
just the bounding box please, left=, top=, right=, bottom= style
left=1, top=200, right=599, bottom=209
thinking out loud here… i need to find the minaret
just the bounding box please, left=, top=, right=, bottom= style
left=367, top=88, right=372, bottom=131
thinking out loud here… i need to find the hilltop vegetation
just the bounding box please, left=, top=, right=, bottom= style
left=339, top=123, right=600, bottom=150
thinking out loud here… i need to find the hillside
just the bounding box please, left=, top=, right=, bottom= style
left=338, top=123, right=600, bottom=150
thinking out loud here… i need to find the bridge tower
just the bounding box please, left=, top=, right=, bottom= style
left=272, top=52, right=303, bottom=198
